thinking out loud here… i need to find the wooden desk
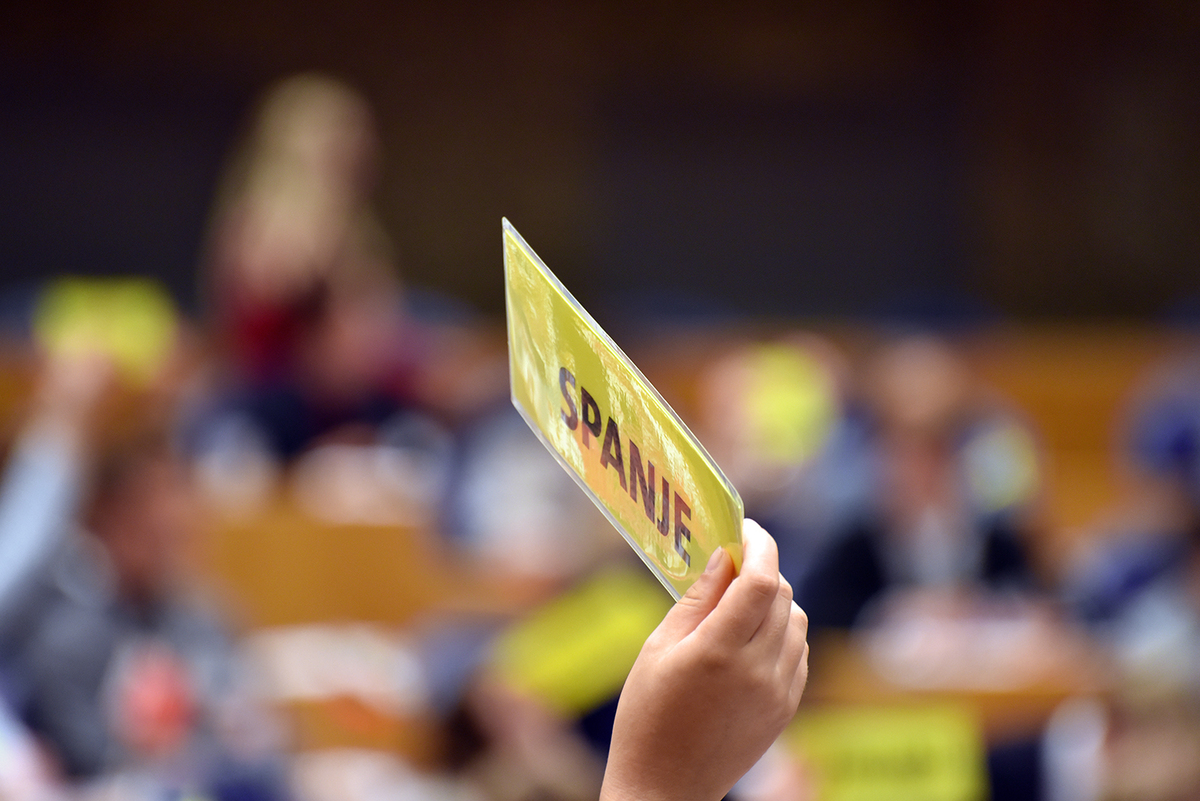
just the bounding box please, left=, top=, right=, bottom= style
left=199, top=496, right=569, bottom=629
left=803, top=626, right=1114, bottom=743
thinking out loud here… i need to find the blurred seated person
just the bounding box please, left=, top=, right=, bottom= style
left=1, top=275, right=183, bottom=656
left=206, top=73, right=392, bottom=383
left=1063, top=358, right=1200, bottom=695
left=0, top=351, right=117, bottom=801
left=1067, top=357, right=1200, bottom=630
left=797, top=334, right=1043, bottom=631
left=697, top=335, right=871, bottom=587
left=16, top=429, right=288, bottom=799
left=196, top=74, right=443, bottom=462
left=1049, top=357, right=1200, bottom=801
left=0, top=354, right=110, bottom=662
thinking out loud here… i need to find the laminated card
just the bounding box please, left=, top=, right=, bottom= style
left=503, top=219, right=743, bottom=599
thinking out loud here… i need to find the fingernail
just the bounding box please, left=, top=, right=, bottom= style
left=704, top=547, right=725, bottom=573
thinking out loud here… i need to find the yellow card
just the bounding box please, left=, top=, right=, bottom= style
left=491, top=567, right=672, bottom=715
left=503, top=219, right=743, bottom=599
left=788, top=704, right=986, bottom=801
left=34, top=277, right=177, bottom=386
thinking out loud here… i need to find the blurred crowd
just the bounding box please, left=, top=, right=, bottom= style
left=1, top=73, right=1199, bottom=801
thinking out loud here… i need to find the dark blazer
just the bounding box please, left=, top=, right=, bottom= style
left=797, top=516, right=1036, bottom=631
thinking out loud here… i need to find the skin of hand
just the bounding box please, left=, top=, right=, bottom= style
left=600, top=519, right=810, bottom=801
left=34, top=352, right=116, bottom=439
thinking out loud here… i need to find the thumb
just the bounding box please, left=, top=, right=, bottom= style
left=656, top=546, right=735, bottom=641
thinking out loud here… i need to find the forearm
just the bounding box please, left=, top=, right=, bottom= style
left=0, top=421, right=84, bottom=629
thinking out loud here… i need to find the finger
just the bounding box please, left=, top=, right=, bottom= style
left=788, top=640, right=810, bottom=711
left=751, top=575, right=794, bottom=653
left=702, top=519, right=780, bottom=647
left=782, top=604, right=810, bottom=709
left=656, top=545, right=736, bottom=643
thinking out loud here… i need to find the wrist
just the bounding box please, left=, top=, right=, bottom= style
left=600, top=782, right=670, bottom=801
left=600, top=774, right=704, bottom=801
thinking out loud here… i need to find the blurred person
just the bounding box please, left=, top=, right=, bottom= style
left=696, top=335, right=871, bottom=587
left=191, top=74, right=514, bottom=543
left=1056, top=357, right=1200, bottom=800
left=0, top=276, right=199, bottom=730
left=1067, top=356, right=1200, bottom=635
left=1106, top=371, right=1200, bottom=702
left=2, top=271, right=189, bottom=641
left=791, top=334, right=1053, bottom=801
left=0, top=350, right=290, bottom=801
left=796, top=334, right=1042, bottom=630
left=0, top=352, right=116, bottom=801
left=16, top=427, right=289, bottom=799
left=1063, top=357, right=1200, bottom=695
left=0, top=353, right=112, bottom=659
left=697, top=336, right=848, bottom=504
left=205, top=72, right=389, bottom=383
left=194, top=73, right=431, bottom=464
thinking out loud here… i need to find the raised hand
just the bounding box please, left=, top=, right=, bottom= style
left=601, top=519, right=809, bottom=801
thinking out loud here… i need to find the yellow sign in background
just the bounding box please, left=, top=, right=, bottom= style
left=491, top=567, right=673, bottom=715
left=34, top=277, right=178, bottom=386
left=789, top=704, right=987, bottom=801
left=503, top=219, right=743, bottom=598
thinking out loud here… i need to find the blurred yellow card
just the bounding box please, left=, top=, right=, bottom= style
left=34, top=277, right=177, bottom=386
left=492, top=567, right=672, bottom=715
left=789, top=704, right=986, bottom=801
left=503, top=219, right=743, bottom=599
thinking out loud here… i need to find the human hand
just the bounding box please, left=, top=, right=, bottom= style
left=600, top=519, right=809, bottom=801
left=33, top=351, right=116, bottom=436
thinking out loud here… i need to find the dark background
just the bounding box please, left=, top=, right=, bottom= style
left=2, top=0, right=1198, bottom=320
